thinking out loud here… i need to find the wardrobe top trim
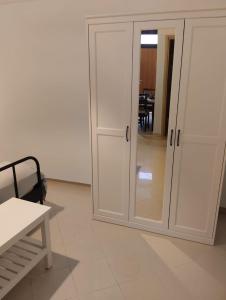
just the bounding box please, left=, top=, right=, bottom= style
left=86, top=8, right=226, bottom=24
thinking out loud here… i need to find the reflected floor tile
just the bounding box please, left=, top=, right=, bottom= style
left=135, top=134, right=166, bottom=221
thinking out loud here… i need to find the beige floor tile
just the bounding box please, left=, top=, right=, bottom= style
left=65, top=236, right=105, bottom=263
left=194, top=249, right=226, bottom=286
left=57, top=204, right=92, bottom=223
left=119, top=273, right=170, bottom=300
left=71, top=259, right=116, bottom=295
left=106, top=251, right=158, bottom=284
left=80, top=285, right=124, bottom=300
left=170, top=260, right=226, bottom=300
left=59, top=220, right=105, bottom=263
left=56, top=218, right=79, bottom=245
left=152, top=260, right=197, bottom=300
left=163, top=234, right=217, bottom=261
left=139, top=233, right=196, bottom=268
left=92, top=221, right=151, bottom=259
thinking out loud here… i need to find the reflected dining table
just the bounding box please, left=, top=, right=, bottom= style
left=139, top=97, right=155, bottom=132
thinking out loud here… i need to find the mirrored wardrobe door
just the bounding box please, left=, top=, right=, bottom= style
left=129, top=20, right=184, bottom=230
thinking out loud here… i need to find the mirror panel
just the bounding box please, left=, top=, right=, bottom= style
left=135, top=29, right=175, bottom=221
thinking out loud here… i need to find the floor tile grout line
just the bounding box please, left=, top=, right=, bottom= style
left=104, top=252, right=127, bottom=299
left=79, top=283, right=124, bottom=299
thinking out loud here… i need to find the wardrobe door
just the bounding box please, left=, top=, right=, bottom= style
left=89, top=23, right=133, bottom=221
left=129, top=20, right=184, bottom=230
left=170, top=18, right=226, bottom=241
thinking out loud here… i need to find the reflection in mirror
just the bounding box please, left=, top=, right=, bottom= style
left=135, top=29, right=175, bottom=221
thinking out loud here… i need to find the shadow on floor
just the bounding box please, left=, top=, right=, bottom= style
left=44, top=201, right=64, bottom=219
left=213, top=212, right=226, bottom=247
left=4, top=252, right=80, bottom=300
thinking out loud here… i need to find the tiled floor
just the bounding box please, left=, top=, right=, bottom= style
left=4, top=180, right=226, bottom=300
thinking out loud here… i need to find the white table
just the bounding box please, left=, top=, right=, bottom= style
left=0, top=198, right=52, bottom=299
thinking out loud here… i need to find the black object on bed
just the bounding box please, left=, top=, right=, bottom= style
left=0, top=156, right=46, bottom=204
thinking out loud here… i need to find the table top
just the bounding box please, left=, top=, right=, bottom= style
left=0, top=198, right=51, bottom=253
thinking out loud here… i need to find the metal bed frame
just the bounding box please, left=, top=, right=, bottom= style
left=0, top=156, right=46, bottom=205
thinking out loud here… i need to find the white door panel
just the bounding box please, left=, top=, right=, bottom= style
left=89, top=23, right=133, bottom=220
left=97, top=135, right=129, bottom=217
left=170, top=17, right=226, bottom=239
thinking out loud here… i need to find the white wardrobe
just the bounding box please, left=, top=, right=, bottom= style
left=87, top=10, right=226, bottom=245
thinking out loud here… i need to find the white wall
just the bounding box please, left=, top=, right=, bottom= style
left=0, top=0, right=226, bottom=184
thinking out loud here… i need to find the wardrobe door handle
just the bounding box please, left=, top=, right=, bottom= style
left=170, top=129, right=174, bottom=146
left=126, top=126, right=129, bottom=142
left=177, top=129, right=181, bottom=147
